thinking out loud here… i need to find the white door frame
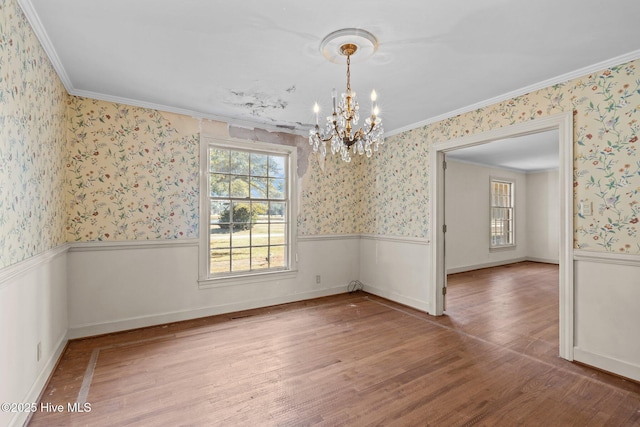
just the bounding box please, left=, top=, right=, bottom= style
left=429, top=112, right=574, bottom=361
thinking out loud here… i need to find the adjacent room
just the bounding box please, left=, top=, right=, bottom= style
left=2, top=1, right=640, bottom=426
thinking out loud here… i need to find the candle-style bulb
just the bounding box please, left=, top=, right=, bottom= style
left=370, top=90, right=377, bottom=102
left=313, top=102, right=319, bottom=125
left=332, top=88, right=337, bottom=112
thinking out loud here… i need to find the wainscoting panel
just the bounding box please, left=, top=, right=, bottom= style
left=0, top=246, right=68, bottom=427
left=574, top=250, right=640, bottom=382
left=67, top=236, right=360, bottom=338
left=359, top=235, right=431, bottom=313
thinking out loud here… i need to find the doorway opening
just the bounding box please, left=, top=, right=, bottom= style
left=429, top=112, right=574, bottom=361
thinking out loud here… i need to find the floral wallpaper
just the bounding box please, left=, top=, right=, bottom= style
left=360, top=128, right=430, bottom=238
left=366, top=59, right=640, bottom=253
left=3, top=0, right=639, bottom=256
left=297, top=154, right=363, bottom=235
left=0, top=0, right=68, bottom=269
left=65, top=97, right=200, bottom=241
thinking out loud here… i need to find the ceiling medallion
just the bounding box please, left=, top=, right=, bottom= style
left=309, top=28, right=384, bottom=163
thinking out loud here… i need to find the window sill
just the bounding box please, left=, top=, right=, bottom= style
left=198, top=269, right=298, bottom=289
left=490, top=245, right=517, bottom=252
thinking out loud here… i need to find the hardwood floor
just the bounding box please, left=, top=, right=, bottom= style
left=29, top=262, right=640, bottom=426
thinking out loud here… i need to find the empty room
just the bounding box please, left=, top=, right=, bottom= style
left=1, top=1, right=640, bottom=426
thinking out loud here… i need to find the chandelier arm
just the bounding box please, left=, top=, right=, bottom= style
left=331, top=117, right=344, bottom=139
left=315, top=129, right=334, bottom=143
left=363, top=120, right=377, bottom=135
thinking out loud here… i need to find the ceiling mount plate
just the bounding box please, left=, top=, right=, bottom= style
left=320, top=28, right=379, bottom=64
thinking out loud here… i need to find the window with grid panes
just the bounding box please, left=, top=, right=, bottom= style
left=207, top=144, right=292, bottom=277
left=490, top=179, right=514, bottom=247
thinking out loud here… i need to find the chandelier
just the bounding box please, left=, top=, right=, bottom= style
left=309, top=29, right=384, bottom=163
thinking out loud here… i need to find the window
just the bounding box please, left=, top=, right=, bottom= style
left=490, top=179, right=514, bottom=247
left=200, top=137, right=296, bottom=284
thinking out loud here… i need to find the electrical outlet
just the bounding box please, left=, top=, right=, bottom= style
left=316, top=275, right=321, bottom=284
left=37, top=342, right=42, bottom=362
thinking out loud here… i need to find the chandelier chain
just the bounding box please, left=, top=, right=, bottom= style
left=346, top=54, right=351, bottom=94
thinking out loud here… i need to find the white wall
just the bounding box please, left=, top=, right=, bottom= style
left=66, top=237, right=360, bottom=337
left=573, top=252, right=640, bottom=382
left=445, top=161, right=561, bottom=272
left=444, top=160, right=529, bottom=273
left=0, top=247, right=68, bottom=427
left=359, top=236, right=430, bottom=312
left=527, top=170, right=560, bottom=263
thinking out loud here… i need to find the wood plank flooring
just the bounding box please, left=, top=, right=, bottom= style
left=28, top=262, right=640, bottom=426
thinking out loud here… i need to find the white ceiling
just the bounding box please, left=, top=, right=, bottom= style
left=446, top=130, right=559, bottom=172
left=19, top=0, right=640, bottom=137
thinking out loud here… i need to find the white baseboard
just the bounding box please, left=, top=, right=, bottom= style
left=68, top=285, right=348, bottom=339
left=526, top=257, right=560, bottom=265
left=362, top=283, right=430, bottom=314
left=446, top=257, right=528, bottom=275
left=573, top=347, right=640, bottom=382
left=10, top=332, right=68, bottom=427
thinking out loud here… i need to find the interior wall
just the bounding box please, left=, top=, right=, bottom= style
left=0, top=0, right=68, bottom=267
left=67, top=237, right=359, bottom=337
left=444, top=160, right=529, bottom=273
left=574, top=255, right=640, bottom=381
left=527, top=170, right=560, bottom=263
left=63, top=102, right=364, bottom=337
left=359, top=236, right=430, bottom=312
left=0, top=2, right=69, bottom=426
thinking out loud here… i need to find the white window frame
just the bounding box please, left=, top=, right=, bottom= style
left=198, top=136, right=297, bottom=288
left=490, top=177, right=515, bottom=249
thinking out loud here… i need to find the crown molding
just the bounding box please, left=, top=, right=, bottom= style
left=386, top=49, right=640, bottom=137
left=73, top=89, right=309, bottom=136
left=17, top=0, right=74, bottom=91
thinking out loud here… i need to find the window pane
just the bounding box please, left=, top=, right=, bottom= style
left=270, top=202, right=286, bottom=222
left=210, top=148, right=229, bottom=173
left=269, top=178, right=285, bottom=199
left=269, top=156, right=286, bottom=178
left=268, top=245, right=286, bottom=269
left=250, top=177, right=268, bottom=199
left=252, top=202, right=268, bottom=222
left=231, top=248, right=251, bottom=272
left=210, top=201, right=230, bottom=224
left=210, top=174, right=229, bottom=198
left=250, top=246, right=270, bottom=271
left=250, top=153, right=268, bottom=177
left=251, top=227, right=268, bottom=247
left=210, top=249, right=230, bottom=274
left=231, top=202, right=253, bottom=230
left=230, top=176, right=249, bottom=198
left=210, top=230, right=231, bottom=249
left=270, top=222, right=285, bottom=245
left=229, top=151, right=250, bottom=175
